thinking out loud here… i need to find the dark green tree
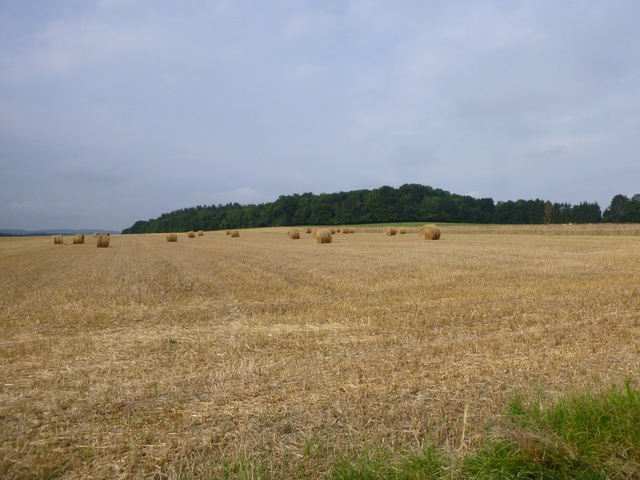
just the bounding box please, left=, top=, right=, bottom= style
left=543, top=201, right=553, bottom=224
left=120, top=184, right=606, bottom=233
left=623, top=194, right=640, bottom=222
left=603, top=194, right=629, bottom=223
left=571, top=202, right=601, bottom=223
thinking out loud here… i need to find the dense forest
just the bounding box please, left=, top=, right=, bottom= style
left=122, top=185, right=640, bottom=234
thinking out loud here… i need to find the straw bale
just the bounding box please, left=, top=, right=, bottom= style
left=315, top=228, right=332, bottom=244
left=231, top=230, right=240, bottom=238
left=419, top=224, right=441, bottom=240
left=398, top=227, right=407, bottom=234
left=384, top=226, right=397, bottom=236
left=197, top=231, right=204, bottom=236
left=72, top=234, right=84, bottom=244
left=166, top=234, right=178, bottom=242
left=287, top=229, right=300, bottom=240
left=187, top=231, right=196, bottom=238
left=52, top=235, right=63, bottom=245
left=96, top=234, right=110, bottom=248
left=305, top=227, right=312, bottom=234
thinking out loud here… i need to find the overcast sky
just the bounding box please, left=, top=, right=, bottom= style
left=1, top=1, right=639, bottom=231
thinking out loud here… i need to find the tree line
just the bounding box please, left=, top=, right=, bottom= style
left=122, top=184, right=640, bottom=234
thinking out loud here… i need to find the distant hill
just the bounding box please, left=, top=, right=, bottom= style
left=0, top=228, right=120, bottom=237
left=122, top=183, right=608, bottom=234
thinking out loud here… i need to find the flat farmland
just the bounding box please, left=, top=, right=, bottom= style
left=1, top=226, right=639, bottom=478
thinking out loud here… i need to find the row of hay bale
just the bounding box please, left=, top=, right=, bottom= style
left=52, top=233, right=111, bottom=247
left=291, top=227, right=357, bottom=242
left=55, top=225, right=439, bottom=247
left=302, top=227, right=356, bottom=235
left=382, top=225, right=440, bottom=240
left=285, top=225, right=440, bottom=242
left=167, top=230, right=239, bottom=242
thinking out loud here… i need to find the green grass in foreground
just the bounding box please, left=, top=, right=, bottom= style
left=331, top=382, right=640, bottom=479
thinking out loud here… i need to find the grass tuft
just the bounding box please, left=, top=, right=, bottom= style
left=331, top=445, right=445, bottom=480
left=331, top=384, right=640, bottom=479
left=462, top=381, right=640, bottom=479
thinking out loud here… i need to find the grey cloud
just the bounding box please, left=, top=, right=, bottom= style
left=1, top=1, right=639, bottom=230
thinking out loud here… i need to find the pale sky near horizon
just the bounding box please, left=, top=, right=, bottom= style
left=1, top=1, right=639, bottom=231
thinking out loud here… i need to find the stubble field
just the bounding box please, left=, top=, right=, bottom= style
left=1, top=225, right=639, bottom=478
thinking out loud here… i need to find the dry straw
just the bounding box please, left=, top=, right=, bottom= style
left=197, top=231, right=204, bottom=236
left=52, top=235, right=63, bottom=245
left=305, top=227, right=312, bottom=234
left=419, top=224, right=441, bottom=240
left=384, top=226, right=397, bottom=236
left=96, top=234, right=110, bottom=248
left=166, top=234, right=178, bottom=242
left=287, top=229, right=300, bottom=240
left=315, top=228, right=332, bottom=244
left=187, top=231, right=196, bottom=238
left=72, top=234, right=85, bottom=244
left=398, top=227, right=407, bottom=234
left=226, top=230, right=231, bottom=235
left=231, top=230, right=240, bottom=238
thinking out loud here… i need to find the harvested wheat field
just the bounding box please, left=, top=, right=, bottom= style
left=1, top=227, right=639, bottom=478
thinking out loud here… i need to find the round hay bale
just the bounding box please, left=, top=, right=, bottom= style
left=166, top=234, right=178, bottom=242
left=384, top=226, right=397, bottom=236
left=53, top=235, right=63, bottom=245
left=96, top=234, right=110, bottom=248
left=398, top=227, right=407, bottom=234
left=419, top=224, right=441, bottom=240
left=72, top=234, right=85, bottom=244
left=186, top=231, right=196, bottom=238
left=304, top=227, right=312, bottom=234
left=231, top=230, right=240, bottom=238
left=329, top=228, right=336, bottom=234
left=197, top=230, right=204, bottom=236
left=315, top=228, right=332, bottom=244
left=226, top=230, right=231, bottom=235
left=287, top=229, right=300, bottom=240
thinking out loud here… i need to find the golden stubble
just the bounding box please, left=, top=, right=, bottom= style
left=1, top=227, right=639, bottom=478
